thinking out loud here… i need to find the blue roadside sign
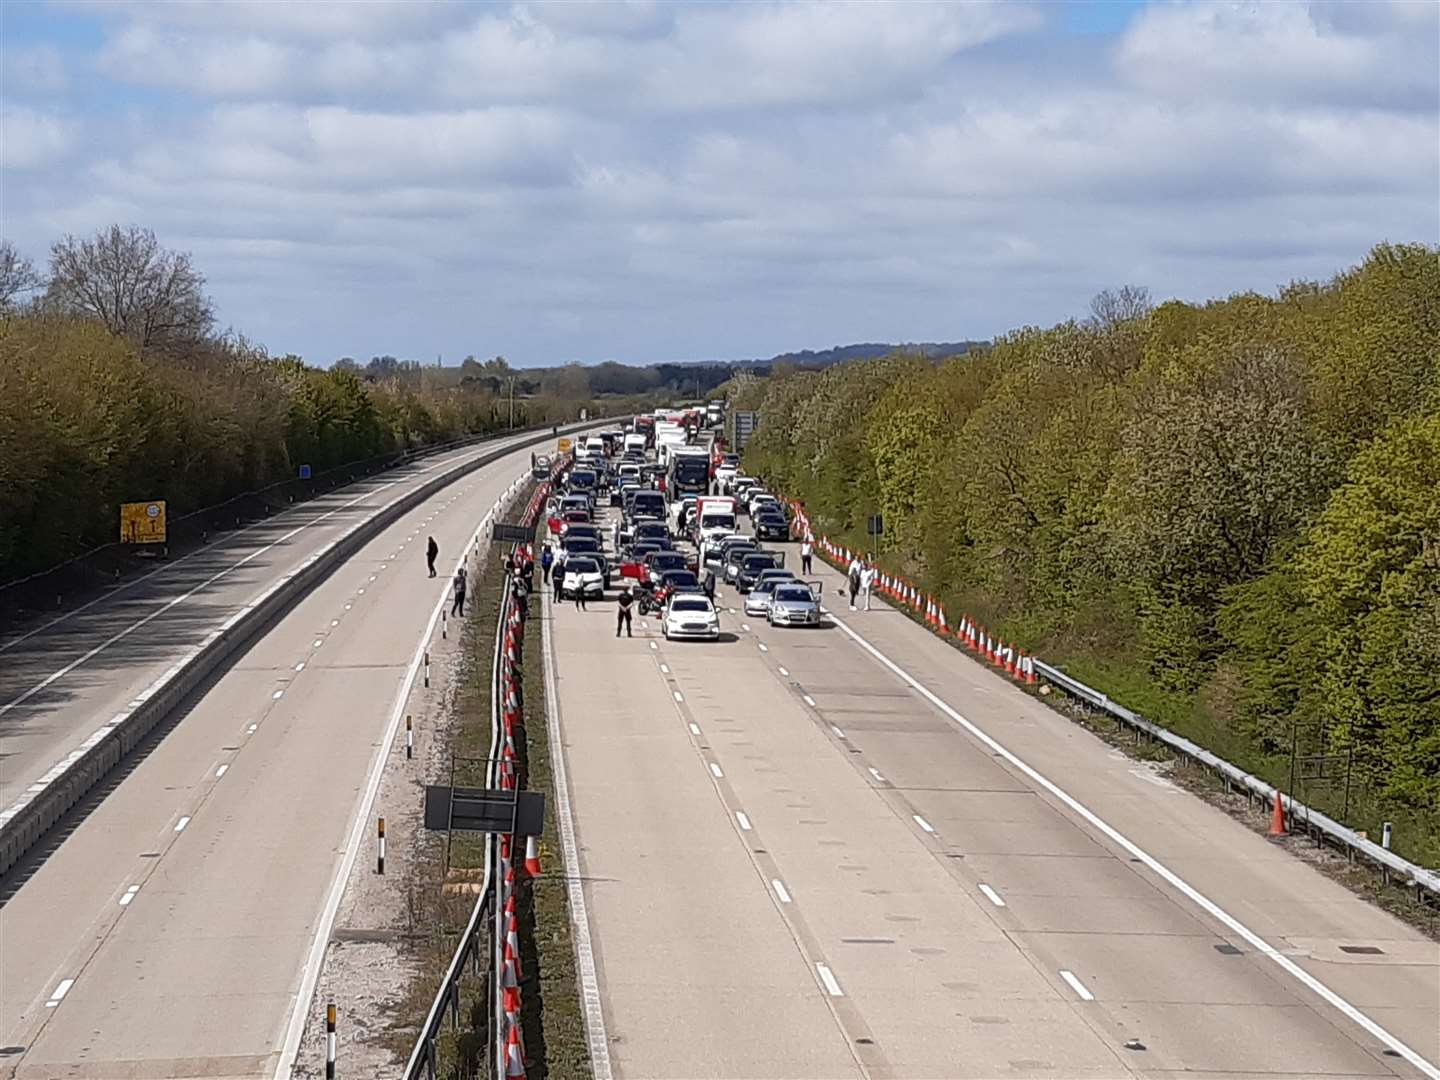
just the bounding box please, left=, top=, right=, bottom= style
left=299, top=464, right=312, bottom=479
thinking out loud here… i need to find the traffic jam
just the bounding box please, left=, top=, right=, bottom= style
left=542, top=407, right=824, bottom=640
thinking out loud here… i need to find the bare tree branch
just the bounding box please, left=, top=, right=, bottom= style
left=0, top=240, right=43, bottom=314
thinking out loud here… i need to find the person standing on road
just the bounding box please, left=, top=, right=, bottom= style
left=847, top=560, right=861, bottom=611
left=541, top=544, right=554, bottom=584
left=520, top=552, right=535, bottom=590
left=616, top=586, right=634, bottom=637
left=452, top=566, right=467, bottom=617
left=612, top=519, right=622, bottom=553
left=513, top=576, right=529, bottom=618
left=426, top=536, right=439, bottom=578
left=553, top=555, right=567, bottom=602
left=800, top=537, right=813, bottom=575
left=574, top=573, right=588, bottom=611
left=860, top=560, right=876, bottom=611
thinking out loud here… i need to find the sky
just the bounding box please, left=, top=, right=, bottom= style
left=1, top=1, right=1436, bottom=367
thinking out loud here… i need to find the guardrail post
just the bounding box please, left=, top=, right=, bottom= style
left=326, top=1002, right=337, bottom=1079
left=377, top=816, right=386, bottom=874
left=1382, top=821, right=1393, bottom=849
left=406, top=715, right=413, bottom=760
left=424, top=652, right=431, bottom=688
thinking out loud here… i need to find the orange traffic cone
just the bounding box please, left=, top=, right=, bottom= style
left=1023, top=655, right=1037, bottom=685
left=505, top=1024, right=527, bottom=1077
left=1269, top=791, right=1287, bottom=836
left=525, top=834, right=542, bottom=877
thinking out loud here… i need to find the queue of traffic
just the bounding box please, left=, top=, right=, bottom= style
left=541, top=415, right=823, bottom=640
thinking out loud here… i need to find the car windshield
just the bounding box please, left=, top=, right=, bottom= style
left=701, top=514, right=736, bottom=530
left=670, top=599, right=711, bottom=613
left=566, top=539, right=598, bottom=551
left=567, top=559, right=599, bottom=573
left=743, top=555, right=777, bottom=569
left=652, top=553, right=686, bottom=567
left=663, top=571, right=698, bottom=587
left=775, top=587, right=813, bottom=602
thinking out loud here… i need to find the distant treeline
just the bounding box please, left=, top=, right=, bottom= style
left=729, top=244, right=1439, bottom=859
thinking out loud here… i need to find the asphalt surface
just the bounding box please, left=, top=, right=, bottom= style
left=0, top=431, right=546, bottom=818
left=547, top=504, right=1440, bottom=1079
left=0, top=439, right=549, bottom=1079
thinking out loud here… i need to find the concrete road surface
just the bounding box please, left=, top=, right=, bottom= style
left=545, top=509, right=1439, bottom=1079
left=0, top=431, right=547, bottom=818
left=0, top=439, right=550, bottom=1078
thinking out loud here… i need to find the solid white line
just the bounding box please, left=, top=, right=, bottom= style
left=119, top=884, right=140, bottom=906
left=735, top=811, right=752, bottom=831
left=541, top=581, right=615, bottom=1080
left=778, top=667, right=789, bottom=677
left=771, top=879, right=793, bottom=904
left=273, top=483, right=509, bottom=1079
left=822, top=608, right=1440, bottom=1079
left=45, top=978, right=75, bottom=1007
left=868, top=767, right=886, bottom=783
left=1060, top=970, right=1094, bottom=1001
left=688, top=723, right=701, bottom=735
left=803, top=694, right=816, bottom=707
left=215, top=764, right=229, bottom=778
left=830, top=724, right=846, bottom=739
left=174, top=816, right=191, bottom=832
left=913, top=814, right=935, bottom=833
left=709, top=763, right=724, bottom=779
left=816, top=963, right=844, bottom=997
left=979, top=884, right=1006, bottom=908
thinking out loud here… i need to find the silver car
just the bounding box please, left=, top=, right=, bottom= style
left=743, top=571, right=797, bottom=616
left=767, top=582, right=822, bottom=627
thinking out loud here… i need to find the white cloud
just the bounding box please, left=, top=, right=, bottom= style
left=3, top=45, right=69, bottom=95
left=0, top=105, right=77, bottom=170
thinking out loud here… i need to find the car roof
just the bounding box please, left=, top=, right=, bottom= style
left=774, top=585, right=813, bottom=599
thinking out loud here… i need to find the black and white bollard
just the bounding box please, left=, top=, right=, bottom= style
left=377, top=817, right=386, bottom=875
left=442, top=610, right=447, bottom=640
left=326, top=1003, right=337, bottom=1079
left=405, top=715, right=413, bottom=760
left=1382, top=822, right=1393, bottom=849
left=423, top=652, right=430, bottom=688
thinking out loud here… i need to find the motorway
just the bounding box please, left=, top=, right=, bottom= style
left=546, top=503, right=1440, bottom=1079
left=0, top=435, right=555, bottom=1078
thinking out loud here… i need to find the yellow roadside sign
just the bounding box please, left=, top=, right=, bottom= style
left=120, top=500, right=167, bottom=545
left=556, top=437, right=573, bottom=454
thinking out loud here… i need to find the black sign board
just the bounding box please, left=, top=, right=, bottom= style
left=867, top=514, right=884, bottom=537
left=423, top=785, right=546, bottom=837
left=491, top=522, right=533, bottom=543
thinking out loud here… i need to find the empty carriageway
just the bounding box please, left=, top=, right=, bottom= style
left=543, top=534, right=1440, bottom=1079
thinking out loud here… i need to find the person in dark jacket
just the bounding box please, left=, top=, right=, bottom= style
left=452, top=567, right=467, bottom=616
left=427, top=536, right=439, bottom=577
left=552, top=556, right=566, bottom=602
left=616, top=586, right=634, bottom=637
left=541, top=544, right=554, bottom=584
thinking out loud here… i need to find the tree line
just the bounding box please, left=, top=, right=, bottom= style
left=728, top=244, right=1439, bottom=859
left=0, top=228, right=648, bottom=584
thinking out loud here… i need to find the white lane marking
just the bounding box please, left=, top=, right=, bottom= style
left=215, top=764, right=229, bottom=778
left=913, top=814, right=935, bottom=833
left=868, top=767, right=886, bottom=783
left=979, top=884, right=1006, bottom=908
left=758, top=642, right=768, bottom=652
left=274, top=486, right=517, bottom=1079
left=709, top=763, right=724, bottom=779
left=345, top=603, right=352, bottom=610
left=272, top=690, right=284, bottom=700
left=660, top=664, right=670, bottom=674
left=823, top=609, right=1440, bottom=1079
left=649, top=641, right=657, bottom=650
left=369, top=575, right=377, bottom=582
left=247, top=723, right=258, bottom=733
left=379, top=564, right=387, bottom=570
left=673, top=691, right=684, bottom=703
left=816, top=963, right=844, bottom=997
left=174, top=816, right=191, bottom=832
left=330, top=619, right=339, bottom=627
left=541, top=571, right=614, bottom=1080
left=1060, top=970, right=1094, bottom=1001
left=294, top=662, right=305, bottom=672
left=119, top=884, right=140, bottom=906
left=771, top=879, right=793, bottom=904
left=802, top=694, right=816, bottom=707
left=44, top=978, right=75, bottom=1007
left=688, top=723, right=701, bottom=735
left=830, top=724, right=846, bottom=739
left=641, top=621, right=649, bottom=630
left=778, top=667, right=789, bottom=677
left=742, top=622, right=751, bottom=632
left=0, top=473, right=417, bottom=709
left=313, top=639, right=323, bottom=648
left=358, top=588, right=366, bottom=594
left=736, top=811, right=753, bottom=831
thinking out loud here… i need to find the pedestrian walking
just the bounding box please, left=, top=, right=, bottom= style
left=451, top=566, right=467, bottom=617
left=553, top=556, right=567, bottom=602
left=860, top=562, right=876, bottom=611
left=847, top=561, right=861, bottom=611
left=521, top=554, right=535, bottom=589
left=800, top=537, right=813, bottom=576
left=541, top=544, right=554, bottom=584
left=616, top=586, right=634, bottom=637
left=426, top=536, right=439, bottom=578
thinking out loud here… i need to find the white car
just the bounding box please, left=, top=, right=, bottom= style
left=748, top=493, right=779, bottom=517
left=560, top=557, right=605, bottom=600
left=662, top=595, right=721, bottom=641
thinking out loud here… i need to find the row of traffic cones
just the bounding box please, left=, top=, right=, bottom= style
left=790, top=502, right=1039, bottom=690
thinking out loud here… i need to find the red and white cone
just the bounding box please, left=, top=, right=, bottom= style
left=525, top=834, right=542, bottom=878
left=505, top=1023, right=527, bottom=1078
left=501, top=941, right=520, bottom=990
